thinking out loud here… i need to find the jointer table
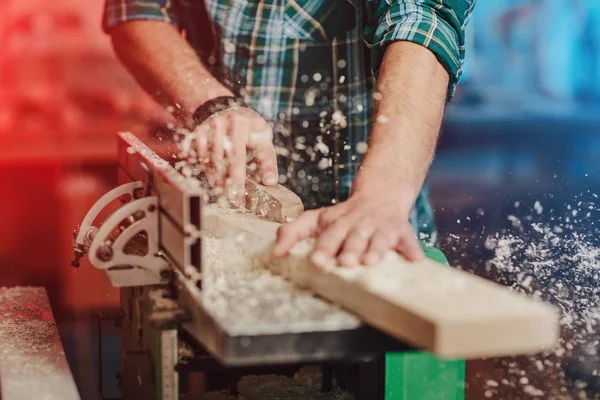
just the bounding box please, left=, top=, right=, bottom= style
left=73, top=132, right=556, bottom=400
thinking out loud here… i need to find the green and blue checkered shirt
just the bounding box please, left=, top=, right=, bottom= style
left=103, top=0, right=474, bottom=244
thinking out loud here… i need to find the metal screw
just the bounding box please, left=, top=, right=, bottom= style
left=85, top=227, right=98, bottom=243
left=96, top=246, right=113, bottom=262
left=71, top=252, right=83, bottom=268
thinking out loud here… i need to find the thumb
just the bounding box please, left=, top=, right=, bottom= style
left=248, top=126, right=278, bottom=186
left=272, top=210, right=319, bottom=258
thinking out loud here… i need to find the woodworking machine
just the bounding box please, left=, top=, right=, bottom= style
left=72, top=132, right=465, bottom=400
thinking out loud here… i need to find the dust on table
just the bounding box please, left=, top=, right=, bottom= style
left=199, top=235, right=360, bottom=336
left=0, top=286, right=80, bottom=400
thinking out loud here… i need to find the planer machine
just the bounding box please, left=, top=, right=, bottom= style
left=72, top=132, right=556, bottom=400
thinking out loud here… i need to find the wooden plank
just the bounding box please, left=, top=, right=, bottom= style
left=0, top=287, right=81, bottom=400
left=202, top=207, right=559, bottom=359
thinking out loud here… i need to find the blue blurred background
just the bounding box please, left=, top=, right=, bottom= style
left=460, top=0, right=600, bottom=103
left=430, top=4, right=600, bottom=397
left=432, top=0, right=600, bottom=241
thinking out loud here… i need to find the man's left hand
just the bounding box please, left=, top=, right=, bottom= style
left=271, top=41, right=449, bottom=268
left=272, top=191, right=424, bottom=268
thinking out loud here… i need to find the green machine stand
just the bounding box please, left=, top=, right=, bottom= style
left=384, top=245, right=465, bottom=400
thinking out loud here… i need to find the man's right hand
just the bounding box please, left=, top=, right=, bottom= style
left=195, top=108, right=279, bottom=205
left=108, top=21, right=278, bottom=205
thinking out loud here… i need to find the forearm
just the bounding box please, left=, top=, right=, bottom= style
left=352, top=41, right=448, bottom=207
left=109, top=20, right=232, bottom=123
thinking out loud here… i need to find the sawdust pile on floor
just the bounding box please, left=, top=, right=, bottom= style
left=0, top=287, right=80, bottom=400
left=200, top=370, right=355, bottom=400
left=200, top=235, right=359, bottom=335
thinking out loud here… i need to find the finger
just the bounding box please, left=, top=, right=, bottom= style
left=311, top=219, right=354, bottom=268
left=395, top=230, right=425, bottom=262
left=363, top=229, right=398, bottom=266
left=316, top=203, right=349, bottom=230
left=196, top=121, right=217, bottom=186
left=226, top=114, right=247, bottom=206
left=195, top=123, right=211, bottom=165
left=337, top=221, right=376, bottom=267
left=273, top=210, right=319, bottom=258
left=248, top=122, right=278, bottom=185
left=209, top=116, right=228, bottom=188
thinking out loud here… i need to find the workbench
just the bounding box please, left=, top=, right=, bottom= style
left=0, top=287, right=80, bottom=400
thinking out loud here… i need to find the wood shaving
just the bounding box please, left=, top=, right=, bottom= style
left=462, top=198, right=600, bottom=398
left=200, top=236, right=360, bottom=336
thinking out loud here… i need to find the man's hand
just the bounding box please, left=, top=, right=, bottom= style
left=195, top=109, right=278, bottom=204
left=109, top=21, right=279, bottom=204
left=272, top=189, right=423, bottom=267
left=273, top=41, right=449, bottom=267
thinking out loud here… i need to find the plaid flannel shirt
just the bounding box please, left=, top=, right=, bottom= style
left=103, top=0, right=474, bottom=243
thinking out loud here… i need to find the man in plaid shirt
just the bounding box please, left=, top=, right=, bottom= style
left=104, top=0, right=474, bottom=268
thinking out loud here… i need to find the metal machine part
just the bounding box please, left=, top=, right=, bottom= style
left=111, top=286, right=179, bottom=400
left=72, top=181, right=143, bottom=268
left=75, top=132, right=465, bottom=400
left=72, top=132, right=405, bottom=365
left=111, top=285, right=399, bottom=400
left=72, top=180, right=169, bottom=286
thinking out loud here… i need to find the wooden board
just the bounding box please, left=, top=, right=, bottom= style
left=202, top=207, right=559, bottom=359
left=0, top=287, right=81, bottom=400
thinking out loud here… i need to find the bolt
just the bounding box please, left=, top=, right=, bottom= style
left=147, top=204, right=156, bottom=212
left=71, top=254, right=82, bottom=268
left=96, top=246, right=113, bottom=262
left=85, top=227, right=97, bottom=243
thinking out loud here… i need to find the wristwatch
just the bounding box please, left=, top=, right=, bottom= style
left=191, top=96, right=245, bottom=128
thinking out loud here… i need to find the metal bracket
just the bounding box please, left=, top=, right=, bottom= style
left=72, top=181, right=143, bottom=268
left=88, top=196, right=169, bottom=287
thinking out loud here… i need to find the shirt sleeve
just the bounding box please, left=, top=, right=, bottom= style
left=364, top=0, right=475, bottom=102
left=103, top=0, right=181, bottom=33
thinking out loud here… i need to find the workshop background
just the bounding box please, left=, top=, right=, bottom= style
left=2, top=0, right=600, bottom=399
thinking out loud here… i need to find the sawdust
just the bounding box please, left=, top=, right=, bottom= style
left=199, top=370, right=354, bottom=400
left=200, top=235, right=360, bottom=335
left=463, top=198, right=600, bottom=399
left=0, top=287, right=80, bottom=400
left=331, top=252, right=468, bottom=296
left=148, top=288, right=179, bottom=310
